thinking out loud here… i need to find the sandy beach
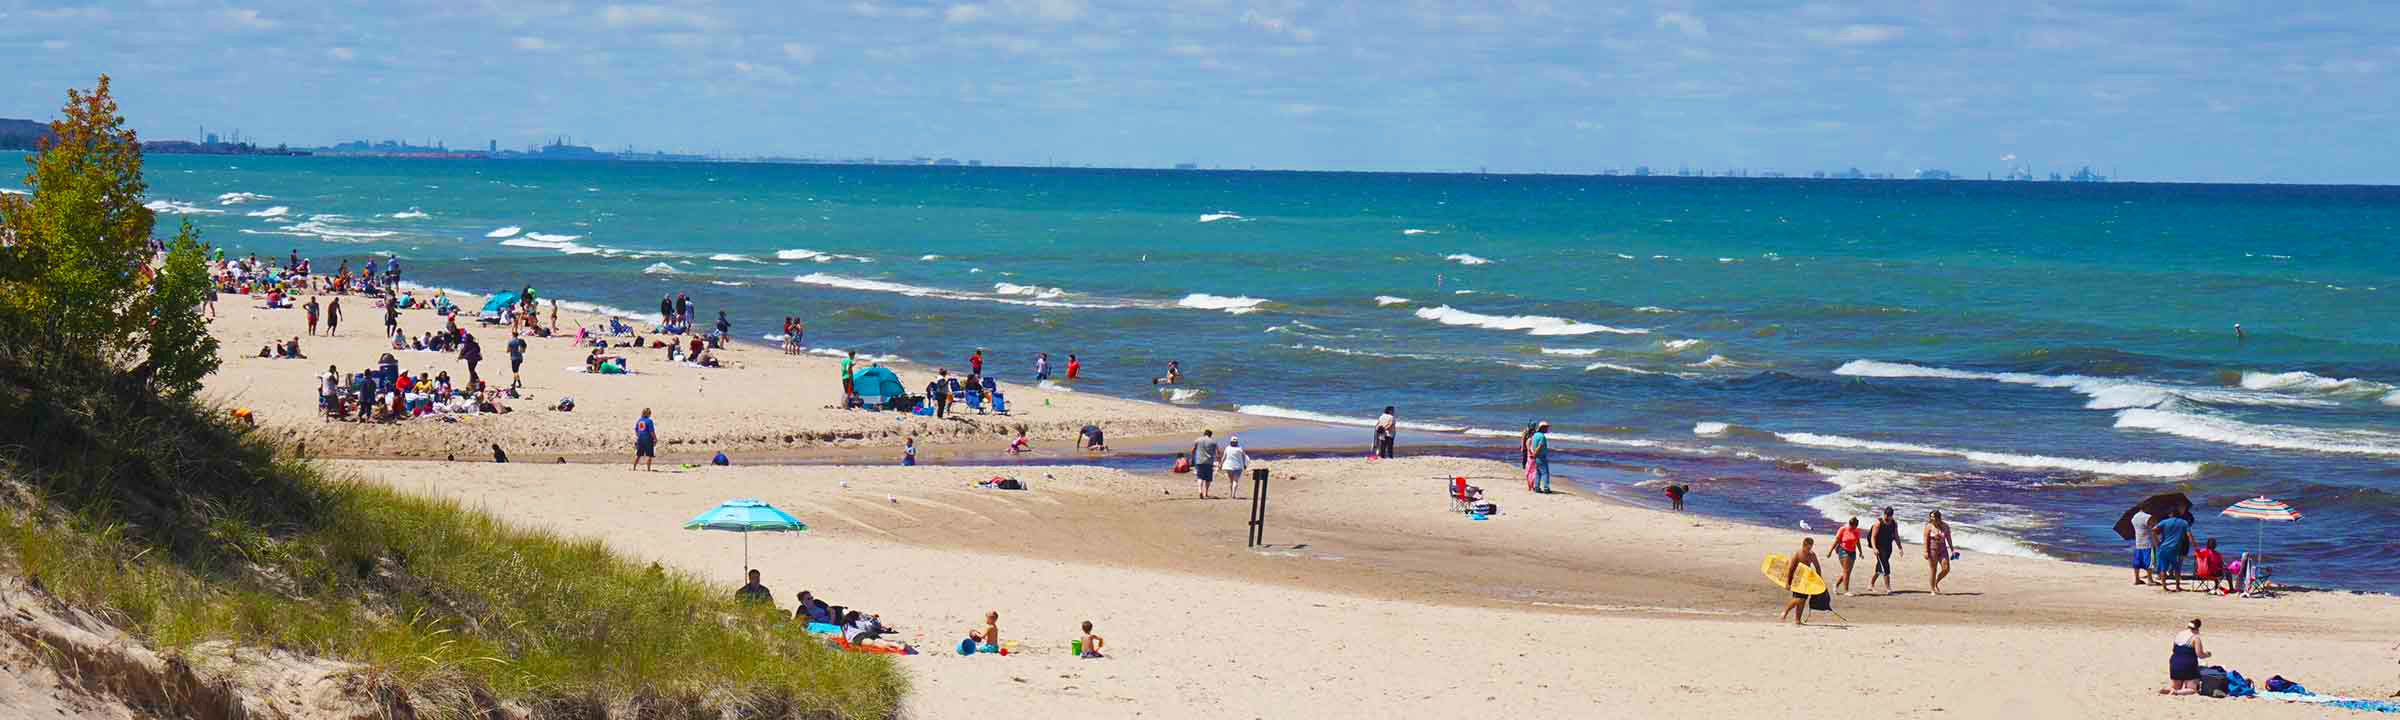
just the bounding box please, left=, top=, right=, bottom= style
left=332, top=455, right=2400, bottom=719
left=202, top=289, right=1249, bottom=460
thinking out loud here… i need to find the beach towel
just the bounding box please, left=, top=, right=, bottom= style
left=806, top=622, right=844, bottom=636
left=2259, top=691, right=2400, bottom=714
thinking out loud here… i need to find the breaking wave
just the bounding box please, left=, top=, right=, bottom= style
left=245, top=205, right=291, bottom=218
left=485, top=226, right=522, bottom=238
left=2113, top=408, right=2400, bottom=457
left=1178, top=293, right=1268, bottom=314
left=1412, top=305, right=1648, bottom=336
left=1834, top=360, right=2335, bottom=410
left=144, top=200, right=225, bottom=215
left=1444, top=253, right=1493, bottom=265
left=777, top=248, right=872, bottom=263
left=1235, top=405, right=1467, bottom=433
left=1706, top=424, right=2203, bottom=477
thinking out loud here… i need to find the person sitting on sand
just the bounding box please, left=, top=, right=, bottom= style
left=2161, top=619, right=2209, bottom=695
left=795, top=591, right=832, bottom=624
left=968, top=611, right=1001, bottom=651
left=736, top=569, right=772, bottom=605
left=1779, top=537, right=1825, bottom=625
left=1079, top=620, right=1106, bottom=659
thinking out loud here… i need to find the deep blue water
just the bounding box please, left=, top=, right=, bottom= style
left=77, top=153, right=2400, bottom=590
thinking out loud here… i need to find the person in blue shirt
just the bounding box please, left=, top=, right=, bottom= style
left=633, top=408, right=658, bottom=471
left=1529, top=422, right=1553, bottom=493
left=2152, top=513, right=2195, bottom=592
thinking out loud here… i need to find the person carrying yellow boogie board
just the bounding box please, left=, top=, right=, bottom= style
left=1767, top=538, right=1832, bottom=625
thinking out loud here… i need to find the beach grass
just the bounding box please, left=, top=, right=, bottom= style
left=0, top=343, right=906, bottom=718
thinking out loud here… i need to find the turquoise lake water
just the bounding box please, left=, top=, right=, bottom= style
left=72, top=153, right=2400, bottom=590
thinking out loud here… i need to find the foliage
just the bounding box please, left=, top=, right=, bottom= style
left=0, top=75, right=157, bottom=365
left=142, top=219, right=218, bottom=398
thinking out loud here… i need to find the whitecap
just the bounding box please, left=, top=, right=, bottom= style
left=994, top=283, right=1068, bottom=300
left=1744, top=427, right=2202, bottom=477
left=287, top=220, right=397, bottom=240
left=1038, top=380, right=1074, bottom=393
left=1835, top=360, right=2336, bottom=410
left=143, top=199, right=226, bottom=215
left=1659, top=339, right=1705, bottom=353
left=1444, top=253, right=1493, bottom=266
left=555, top=299, right=652, bottom=320
left=1164, top=388, right=1205, bottom=404
left=1411, top=305, right=1647, bottom=336
left=1402, top=228, right=1435, bottom=235
left=710, top=280, right=749, bottom=287
left=1539, top=348, right=1602, bottom=357
left=708, top=253, right=765, bottom=263
left=485, top=226, right=522, bottom=238
left=1584, top=362, right=1658, bottom=375
left=919, top=254, right=944, bottom=261
left=1178, top=293, right=1269, bottom=313
left=1692, top=422, right=1731, bottom=436
left=642, top=262, right=682, bottom=275
left=215, top=191, right=271, bottom=205
left=777, top=248, right=873, bottom=263
left=2238, top=370, right=2394, bottom=398
left=525, top=232, right=583, bottom=243
left=1687, top=355, right=1741, bottom=368
left=1198, top=211, right=1246, bottom=223
left=792, top=273, right=1126, bottom=309
left=1615, top=253, right=1637, bottom=260
left=387, top=209, right=429, bottom=219
left=500, top=237, right=599, bottom=255
left=2113, top=408, right=2400, bottom=457
left=1634, top=306, right=1677, bottom=314
left=1374, top=295, right=1411, bottom=306
left=245, top=205, right=291, bottom=218
left=1236, top=405, right=1466, bottom=433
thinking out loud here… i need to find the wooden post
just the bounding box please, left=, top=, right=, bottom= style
left=1247, top=468, right=1270, bottom=547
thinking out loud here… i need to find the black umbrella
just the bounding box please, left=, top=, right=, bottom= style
left=2114, top=492, right=2194, bottom=541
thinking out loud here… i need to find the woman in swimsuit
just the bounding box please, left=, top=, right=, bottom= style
left=1923, top=510, right=1954, bottom=595
left=2161, top=619, right=2209, bottom=695
left=1867, top=508, right=1901, bottom=594
left=1831, top=517, right=1862, bottom=595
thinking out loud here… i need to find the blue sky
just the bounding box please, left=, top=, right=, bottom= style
left=4, top=1, right=2397, bottom=182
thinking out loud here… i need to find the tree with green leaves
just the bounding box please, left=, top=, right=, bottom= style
left=0, top=74, right=217, bottom=396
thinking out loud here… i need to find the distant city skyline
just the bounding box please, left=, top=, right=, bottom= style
left=5, top=2, right=2397, bottom=184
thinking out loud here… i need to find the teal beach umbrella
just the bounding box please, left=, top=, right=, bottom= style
left=683, top=499, right=807, bottom=572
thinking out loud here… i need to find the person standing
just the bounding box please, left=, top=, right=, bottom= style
left=676, top=293, right=692, bottom=329
left=1034, top=352, right=1050, bottom=381
left=1191, top=429, right=1221, bottom=499
left=715, top=310, right=731, bottom=344
left=1867, top=507, right=1902, bottom=594
left=660, top=294, right=675, bottom=327
left=383, top=299, right=400, bottom=337
left=1779, top=537, right=1824, bottom=625
left=1831, top=517, right=1862, bottom=595
left=1923, top=510, right=1954, bottom=595
left=325, top=296, right=342, bottom=336
left=632, top=408, right=658, bottom=471
left=840, top=351, right=857, bottom=400
left=902, top=436, right=917, bottom=466
left=930, top=370, right=953, bottom=419
left=458, top=332, right=484, bottom=387
left=506, top=331, right=528, bottom=382
left=1528, top=422, right=1552, bottom=493
left=1065, top=353, right=1080, bottom=380
left=1373, top=406, right=1397, bottom=459
left=1222, top=437, right=1250, bottom=499
left=969, top=348, right=984, bottom=377
left=2152, top=511, right=2194, bottom=593
left=2130, top=509, right=2154, bottom=586
left=1520, top=423, right=1538, bottom=490
left=305, top=296, right=321, bottom=335
left=385, top=256, right=402, bottom=288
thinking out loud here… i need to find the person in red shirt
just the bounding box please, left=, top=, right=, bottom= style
left=969, top=348, right=984, bottom=376
left=1065, top=353, right=1080, bottom=380
left=2193, top=538, right=2227, bottom=594
left=1831, top=517, right=1863, bottom=595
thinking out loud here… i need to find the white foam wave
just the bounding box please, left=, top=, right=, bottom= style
left=1198, top=211, right=1246, bottom=223
left=1692, top=422, right=1731, bottom=436
left=708, top=253, right=765, bottom=263
left=777, top=248, right=873, bottom=263
left=307, top=213, right=349, bottom=222
left=642, top=262, right=682, bottom=275
left=1687, top=355, right=1742, bottom=368
left=1633, top=306, right=1675, bottom=314
left=387, top=209, right=429, bottom=219
left=994, top=283, right=1068, bottom=300
left=1615, top=253, right=1637, bottom=260
left=500, top=237, right=599, bottom=255
left=1037, top=380, right=1073, bottom=393
left=287, top=220, right=397, bottom=239
left=245, top=205, right=291, bottom=218
left=215, top=191, right=270, bottom=205
left=1444, top=253, right=1493, bottom=265
left=806, top=348, right=906, bottom=364
left=1745, top=427, right=2201, bottom=477
left=1804, top=468, right=2047, bottom=559
left=1659, top=339, right=1704, bottom=353
left=1374, top=295, right=1411, bottom=306
left=1178, top=293, right=1268, bottom=313
left=525, top=232, right=582, bottom=243
left=2239, top=370, right=2394, bottom=398
left=1834, top=360, right=2335, bottom=410
left=1584, top=362, right=1658, bottom=375
left=1413, top=305, right=1647, bottom=336
left=485, top=226, right=522, bottom=238
left=710, top=280, right=749, bottom=287
left=792, top=273, right=1123, bottom=309
left=143, top=199, right=226, bottom=215
left=919, top=254, right=943, bottom=261
left=1, top=187, right=31, bottom=196
left=2113, top=409, right=2400, bottom=457
left=1401, top=228, right=1434, bottom=235
left=1540, top=348, right=1602, bottom=357
left=1164, top=388, right=1205, bottom=404
left=1459, top=427, right=1667, bottom=450
left=554, top=299, right=653, bottom=321
left=1236, top=405, right=1467, bottom=433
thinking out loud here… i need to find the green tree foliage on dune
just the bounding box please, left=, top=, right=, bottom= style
left=0, top=74, right=214, bottom=395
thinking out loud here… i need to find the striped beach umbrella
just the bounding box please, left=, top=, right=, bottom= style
left=2220, top=497, right=2299, bottom=594
left=683, top=499, right=807, bottom=572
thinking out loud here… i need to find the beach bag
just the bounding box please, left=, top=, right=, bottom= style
left=1808, top=592, right=1832, bottom=612
left=2198, top=666, right=2229, bottom=697
left=1171, top=456, right=1193, bottom=474
left=2224, top=670, right=2254, bottom=698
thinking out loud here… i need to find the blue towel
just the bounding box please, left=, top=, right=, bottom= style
left=2261, top=692, right=2400, bottom=714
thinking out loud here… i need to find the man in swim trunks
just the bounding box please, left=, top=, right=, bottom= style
left=1867, top=507, right=1902, bottom=593
left=633, top=408, right=658, bottom=471
left=1780, top=537, right=1824, bottom=625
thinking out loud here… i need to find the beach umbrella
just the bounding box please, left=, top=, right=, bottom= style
left=2220, top=497, right=2300, bottom=591
left=682, top=499, right=807, bottom=572
left=2113, top=492, right=2193, bottom=541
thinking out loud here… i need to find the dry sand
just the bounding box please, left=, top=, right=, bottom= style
left=334, top=456, right=2400, bottom=719
left=201, top=290, right=1248, bottom=460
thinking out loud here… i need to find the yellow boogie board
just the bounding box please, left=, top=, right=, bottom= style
left=1762, top=554, right=1828, bottom=595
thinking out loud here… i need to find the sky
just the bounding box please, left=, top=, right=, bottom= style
left=4, top=1, right=2398, bottom=183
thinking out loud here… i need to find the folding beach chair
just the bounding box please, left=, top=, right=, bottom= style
left=1448, top=477, right=1482, bottom=514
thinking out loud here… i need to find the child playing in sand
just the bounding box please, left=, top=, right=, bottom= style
left=903, top=436, right=917, bottom=466
left=1079, top=620, right=1105, bottom=659
left=967, top=611, right=1001, bottom=652
left=1007, top=430, right=1030, bottom=454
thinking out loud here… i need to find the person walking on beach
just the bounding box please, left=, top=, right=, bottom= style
left=507, top=331, right=528, bottom=383
left=1520, top=423, right=1538, bottom=490
left=632, top=408, right=658, bottom=471
left=325, top=297, right=342, bottom=336
left=1066, top=353, right=1080, bottom=380
left=1832, top=517, right=1862, bottom=594
left=1528, top=422, right=1553, bottom=493
left=383, top=300, right=400, bottom=337
left=1191, top=429, right=1221, bottom=499
left=1923, top=510, right=1954, bottom=595
left=305, top=296, right=321, bottom=335
left=1867, top=508, right=1902, bottom=593
left=1035, top=352, right=1050, bottom=381
left=1221, top=437, right=1249, bottom=499
left=458, top=332, right=484, bottom=387
left=1373, top=406, right=1398, bottom=459
left=1779, top=537, right=1824, bottom=625
left=715, top=310, right=731, bottom=345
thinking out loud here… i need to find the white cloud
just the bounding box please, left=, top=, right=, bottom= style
left=219, top=7, right=275, bottom=30
left=850, top=2, right=932, bottom=18
left=1011, top=0, right=1086, bottom=22
left=946, top=4, right=988, bottom=23
left=1242, top=10, right=1316, bottom=42
left=41, top=40, right=70, bottom=50
left=1278, top=102, right=1321, bottom=116
left=1806, top=24, right=1904, bottom=46
left=1655, top=12, right=1706, bottom=39
left=514, top=36, right=556, bottom=51
left=782, top=42, right=819, bottom=64
left=600, top=4, right=718, bottom=30
left=327, top=47, right=356, bottom=61
left=971, top=34, right=1039, bottom=53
